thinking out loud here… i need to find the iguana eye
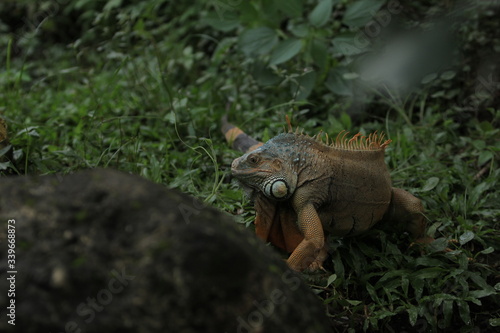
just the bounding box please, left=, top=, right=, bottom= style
left=248, top=155, right=260, bottom=165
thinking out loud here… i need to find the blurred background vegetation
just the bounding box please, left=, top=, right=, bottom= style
left=0, top=0, right=499, bottom=331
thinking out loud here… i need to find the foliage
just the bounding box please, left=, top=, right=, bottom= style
left=0, top=0, right=499, bottom=332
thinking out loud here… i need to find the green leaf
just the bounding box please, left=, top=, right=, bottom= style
left=365, top=282, right=380, bottom=303
left=466, top=296, right=482, bottom=306
left=378, top=270, right=407, bottom=284
left=203, top=12, right=239, bottom=32
left=415, top=257, right=445, bottom=267
left=421, top=177, right=439, bottom=192
left=332, top=251, right=345, bottom=280
left=467, top=271, right=493, bottom=290
left=421, top=73, right=438, bottom=84
left=442, top=300, right=454, bottom=327
left=332, top=34, right=367, bottom=56
left=428, top=237, right=449, bottom=252
left=276, top=0, right=303, bottom=18
left=469, top=289, right=495, bottom=299
left=290, top=23, right=309, bottom=38
left=459, top=231, right=475, bottom=245
left=211, top=37, right=236, bottom=64
left=342, top=0, right=385, bottom=28
left=269, top=38, right=303, bottom=65
left=373, top=309, right=396, bottom=320
left=238, top=2, right=260, bottom=25
left=0, top=161, right=11, bottom=170
left=410, top=279, right=424, bottom=300
left=17, top=126, right=40, bottom=137
left=238, top=27, right=278, bottom=57
left=326, top=274, right=337, bottom=287
left=340, top=112, right=352, bottom=129
left=431, top=90, right=445, bottom=98
left=490, top=318, right=500, bottom=327
left=458, top=253, right=470, bottom=270
left=325, top=67, right=354, bottom=96
left=457, top=300, right=471, bottom=325
left=251, top=62, right=280, bottom=86
left=310, top=39, right=328, bottom=72
left=471, top=139, right=486, bottom=150
left=165, top=111, right=176, bottom=124
left=479, top=121, right=494, bottom=132
left=470, top=181, right=493, bottom=206
left=346, top=299, right=362, bottom=306
left=103, top=0, right=123, bottom=11
left=440, top=70, right=456, bottom=80
left=478, top=150, right=493, bottom=165
left=292, top=70, right=317, bottom=100
left=342, top=72, right=360, bottom=80
left=480, top=247, right=494, bottom=254
left=308, top=0, right=335, bottom=27
left=401, top=276, right=409, bottom=297
left=412, top=267, right=445, bottom=279
left=407, top=306, right=419, bottom=326
left=0, top=144, right=12, bottom=157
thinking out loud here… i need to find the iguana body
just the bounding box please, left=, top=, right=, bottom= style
left=223, top=117, right=427, bottom=271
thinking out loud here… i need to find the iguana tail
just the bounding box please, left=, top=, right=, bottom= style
left=221, top=116, right=263, bottom=153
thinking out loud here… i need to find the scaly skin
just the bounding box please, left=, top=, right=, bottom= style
left=223, top=118, right=427, bottom=272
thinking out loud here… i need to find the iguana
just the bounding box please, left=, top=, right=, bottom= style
left=222, top=116, right=429, bottom=272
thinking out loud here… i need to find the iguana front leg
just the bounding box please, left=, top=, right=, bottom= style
left=254, top=194, right=303, bottom=253
left=287, top=202, right=325, bottom=271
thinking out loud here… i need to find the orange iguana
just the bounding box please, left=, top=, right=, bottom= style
left=223, top=116, right=430, bottom=272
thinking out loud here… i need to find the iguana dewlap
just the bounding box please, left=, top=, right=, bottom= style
left=223, top=117, right=427, bottom=272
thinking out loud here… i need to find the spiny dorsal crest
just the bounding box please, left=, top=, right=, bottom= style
left=284, top=115, right=391, bottom=151
left=333, top=130, right=391, bottom=151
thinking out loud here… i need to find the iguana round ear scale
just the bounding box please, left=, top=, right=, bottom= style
left=264, top=179, right=289, bottom=200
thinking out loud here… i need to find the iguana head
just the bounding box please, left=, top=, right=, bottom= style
left=231, top=140, right=297, bottom=201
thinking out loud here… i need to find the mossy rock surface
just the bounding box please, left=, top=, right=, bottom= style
left=0, top=168, right=330, bottom=333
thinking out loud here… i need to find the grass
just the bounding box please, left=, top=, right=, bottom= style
left=1, top=1, right=499, bottom=331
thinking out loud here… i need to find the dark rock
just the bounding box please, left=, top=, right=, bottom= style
left=0, top=168, right=331, bottom=332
